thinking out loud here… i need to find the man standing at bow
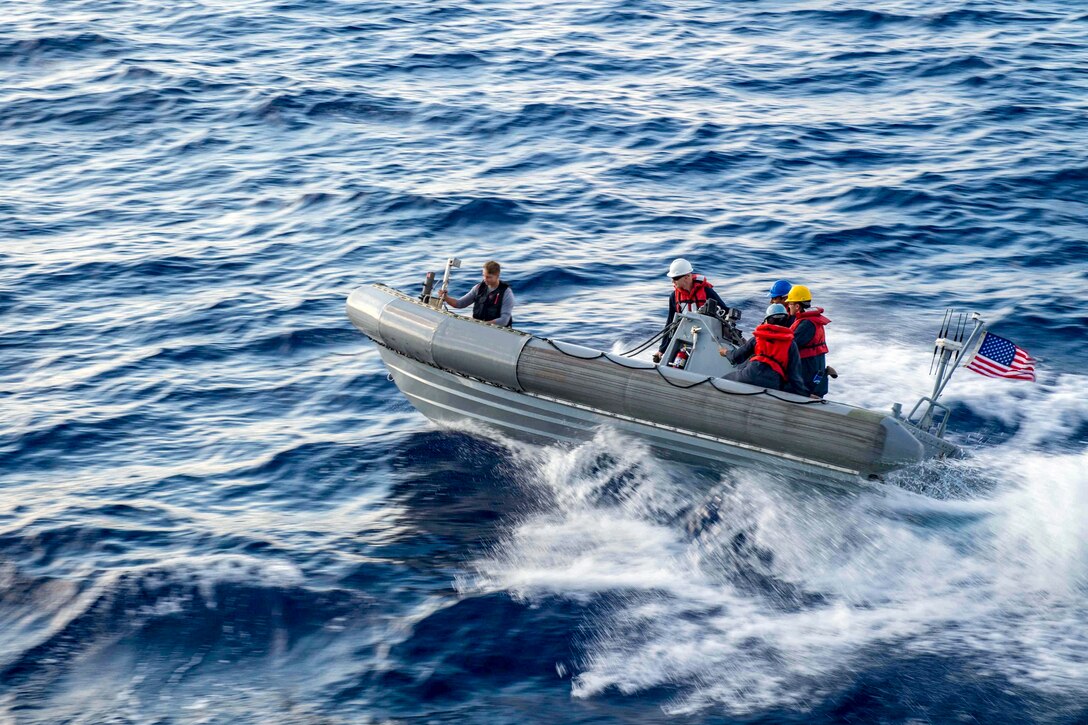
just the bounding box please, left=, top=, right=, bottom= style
left=441, top=260, right=515, bottom=327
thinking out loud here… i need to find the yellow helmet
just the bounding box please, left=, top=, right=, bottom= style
left=785, top=284, right=812, bottom=303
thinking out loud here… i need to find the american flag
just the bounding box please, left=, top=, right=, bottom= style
left=964, top=332, right=1037, bottom=381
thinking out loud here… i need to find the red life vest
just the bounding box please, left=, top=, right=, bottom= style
left=674, top=275, right=713, bottom=313
left=751, top=323, right=794, bottom=381
left=789, top=307, right=829, bottom=359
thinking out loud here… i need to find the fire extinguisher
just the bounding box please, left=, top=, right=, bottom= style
left=673, top=346, right=690, bottom=369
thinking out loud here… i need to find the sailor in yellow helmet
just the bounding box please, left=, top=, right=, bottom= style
left=784, top=284, right=833, bottom=397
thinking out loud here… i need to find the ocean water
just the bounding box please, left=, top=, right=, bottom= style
left=2, top=0, right=1087, bottom=722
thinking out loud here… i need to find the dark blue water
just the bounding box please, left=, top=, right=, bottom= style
left=3, top=1, right=1087, bottom=722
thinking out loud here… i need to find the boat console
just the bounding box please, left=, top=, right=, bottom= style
left=659, top=306, right=744, bottom=378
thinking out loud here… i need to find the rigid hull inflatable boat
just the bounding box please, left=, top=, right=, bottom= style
left=347, top=284, right=964, bottom=483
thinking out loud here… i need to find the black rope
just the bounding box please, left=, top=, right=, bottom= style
left=602, top=354, right=656, bottom=370
left=540, top=338, right=608, bottom=360
left=540, top=335, right=828, bottom=404
left=619, top=320, right=680, bottom=357
left=708, top=378, right=766, bottom=397
left=763, top=390, right=827, bottom=404
left=359, top=321, right=827, bottom=406
left=652, top=367, right=714, bottom=389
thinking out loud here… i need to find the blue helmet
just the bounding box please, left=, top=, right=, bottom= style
left=767, top=279, right=792, bottom=298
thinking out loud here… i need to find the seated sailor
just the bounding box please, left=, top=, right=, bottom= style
left=720, top=303, right=807, bottom=395
left=784, top=284, right=833, bottom=398
left=441, top=260, right=514, bottom=327
left=653, top=257, right=729, bottom=363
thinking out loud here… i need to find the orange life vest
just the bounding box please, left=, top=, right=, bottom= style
left=674, top=275, right=713, bottom=313
left=789, top=308, right=829, bottom=359
left=751, top=323, right=794, bottom=381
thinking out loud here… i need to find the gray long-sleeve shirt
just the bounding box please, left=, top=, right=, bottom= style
left=451, top=284, right=515, bottom=327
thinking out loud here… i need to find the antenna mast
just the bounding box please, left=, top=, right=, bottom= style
left=905, top=310, right=985, bottom=437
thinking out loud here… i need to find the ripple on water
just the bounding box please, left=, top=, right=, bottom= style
left=2, top=0, right=1087, bottom=721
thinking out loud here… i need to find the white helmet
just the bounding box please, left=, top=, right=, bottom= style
left=765, top=303, right=788, bottom=319
left=667, top=258, right=693, bottom=278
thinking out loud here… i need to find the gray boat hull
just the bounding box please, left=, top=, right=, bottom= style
left=379, top=346, right=867, bottom=482
left=348, top=284, right=954, bottom=484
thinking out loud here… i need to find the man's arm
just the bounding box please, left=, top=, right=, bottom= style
left=488, top=288, right=515, bottom=326
left=656, top=293, right=678, bottom=355
left=792, top=319, right=815, bottom=348
left=443, top=286, right=477, bottom=310
left=706, top=286, right=728, bottom=310
left=785, top=341, right=807, bottom=395
left=726, top=337, right=755, bottom=365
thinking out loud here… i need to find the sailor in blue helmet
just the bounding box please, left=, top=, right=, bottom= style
left=767, top=279, right=792, bottom=306
left=720, top=304, right=807, bottom=395
left=652, top=258, right=729, bottom=363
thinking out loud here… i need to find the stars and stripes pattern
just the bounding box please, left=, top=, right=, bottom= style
left=964, top=332, right=1036, bottom=381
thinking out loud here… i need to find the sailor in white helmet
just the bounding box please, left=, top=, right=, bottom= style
left=652, top=258, right=729, bottom=363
